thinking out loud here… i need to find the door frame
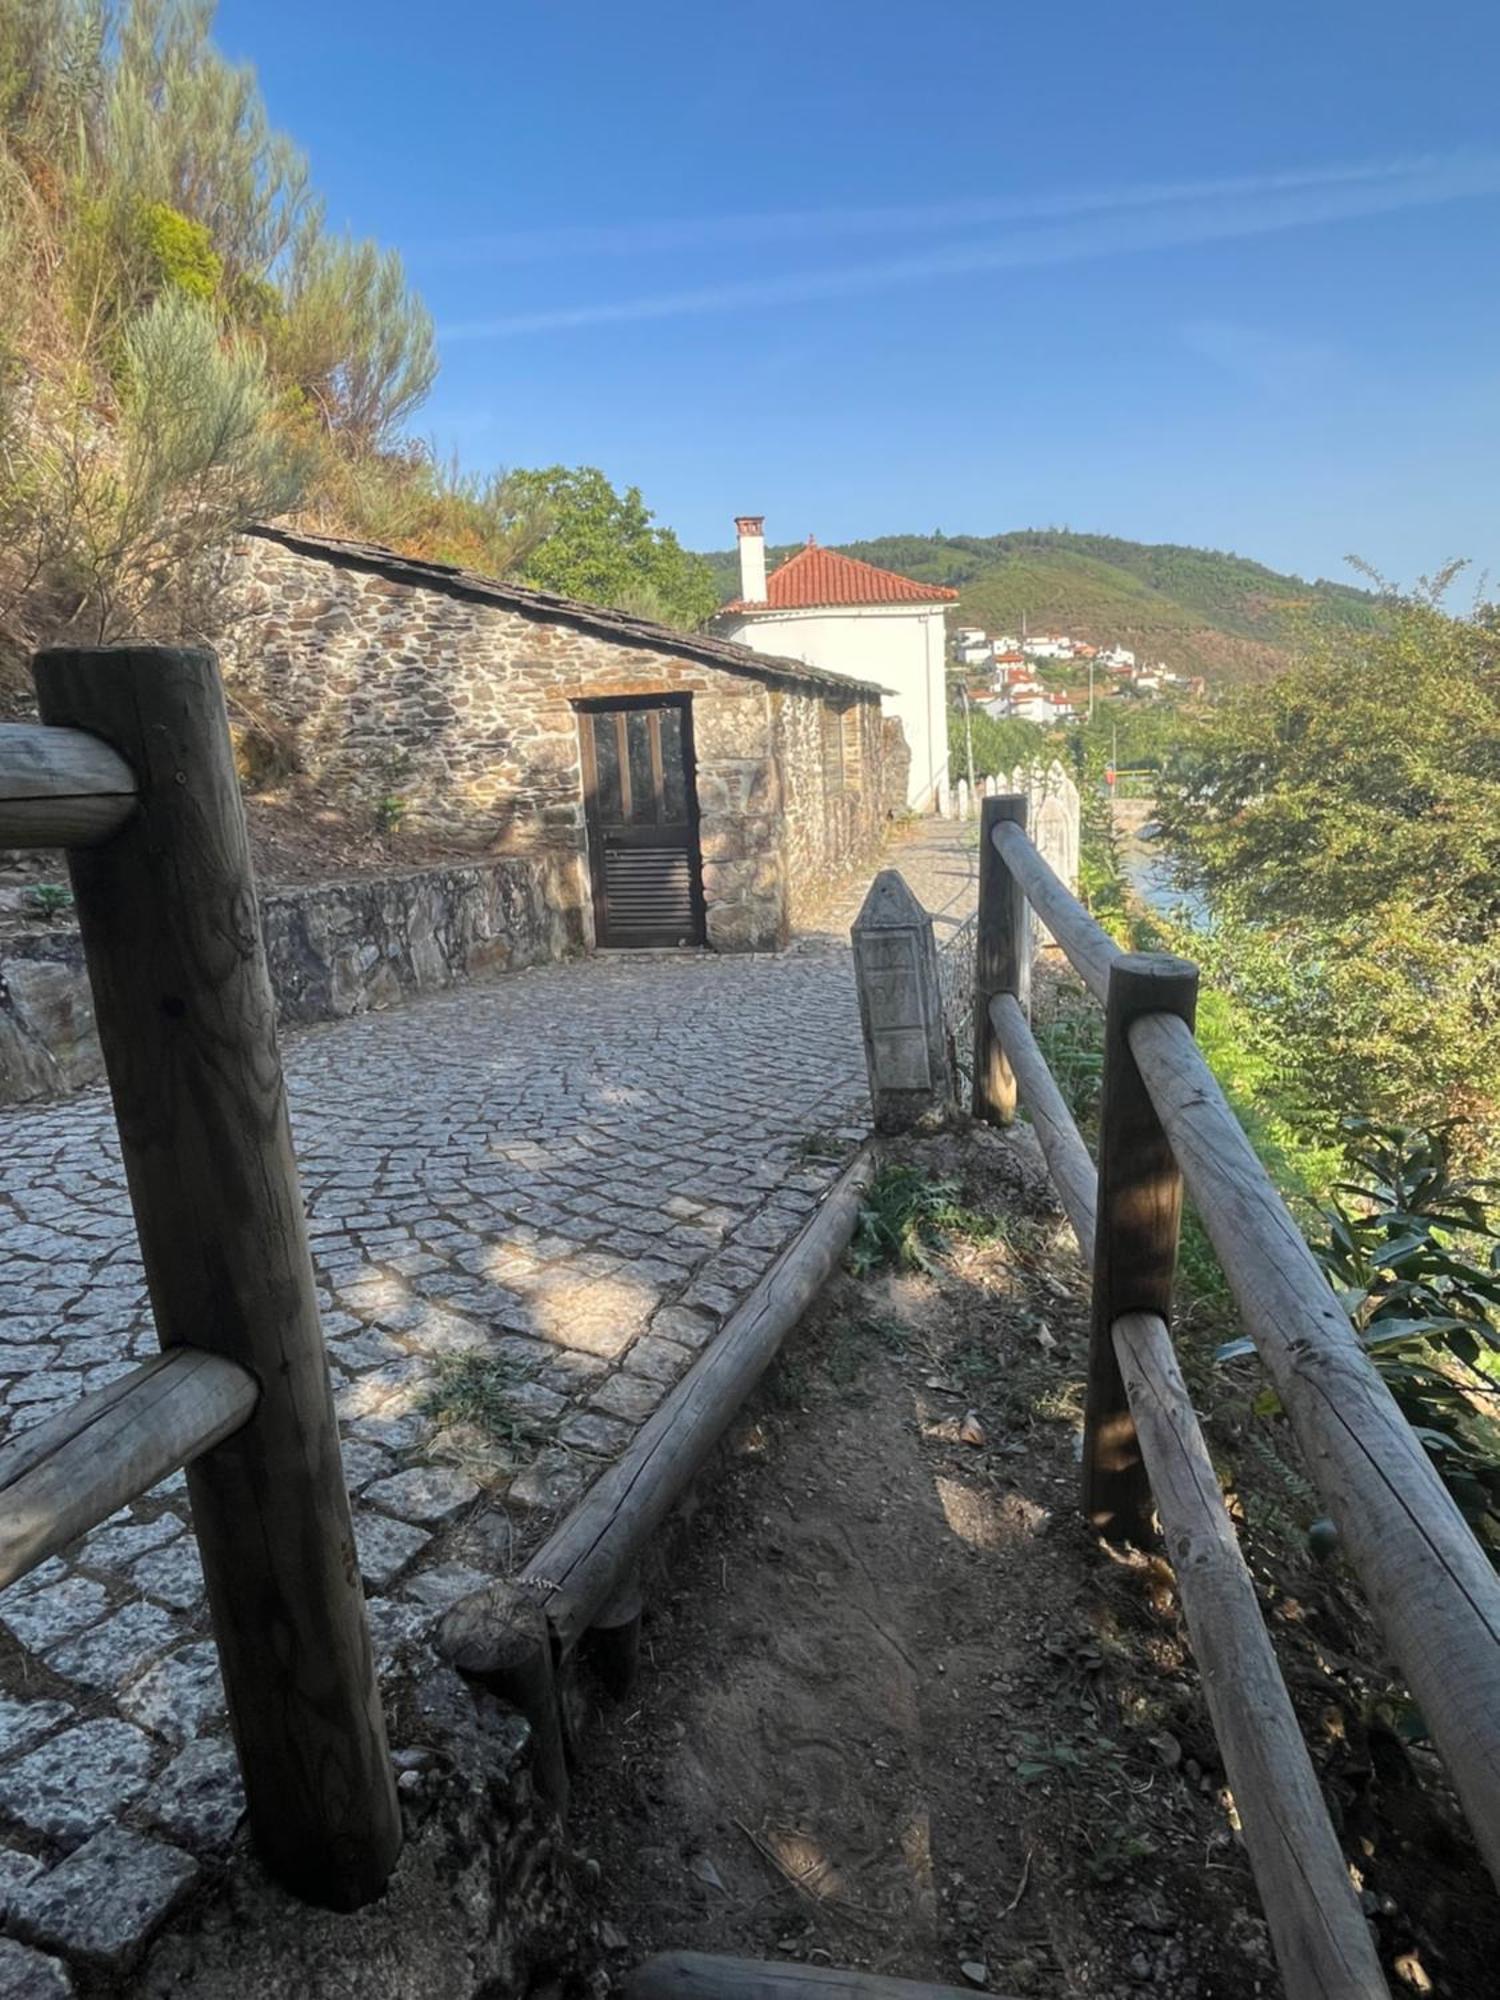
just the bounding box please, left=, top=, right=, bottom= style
left=575, top=692, right=708, bottom=949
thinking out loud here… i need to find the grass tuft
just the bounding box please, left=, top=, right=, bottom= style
left=849, top=1164, right=1001, bottom=1275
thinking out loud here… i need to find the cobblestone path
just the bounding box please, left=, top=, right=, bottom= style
left=0, top=821, right=975, bottom=1981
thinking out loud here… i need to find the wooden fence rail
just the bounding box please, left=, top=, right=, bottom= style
left=974, top=792, right=1500, bottom=1995
left=0, top=647, right=399, bottom=1912
left=0, top=1349, right=257, bottom=1591
left=0, top=720, right=139, bottom=846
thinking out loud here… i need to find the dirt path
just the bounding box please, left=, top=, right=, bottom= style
left=568, top=1130, right=1285, bottom=2000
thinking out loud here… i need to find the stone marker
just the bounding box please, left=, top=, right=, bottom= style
left=851, top=870, right=956, bottom=1133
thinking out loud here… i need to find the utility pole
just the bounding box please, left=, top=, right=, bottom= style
left=961, top=684, right=977, bottom=796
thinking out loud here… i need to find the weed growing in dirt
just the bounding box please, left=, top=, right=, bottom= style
left=1010, top=1729, right=1159, bottom=1882
left=849, top=1164, right=1000, bottom=1275
left=420, top=1353, right=533, bottom=1447
left=21, top=883, right=73, bottom=923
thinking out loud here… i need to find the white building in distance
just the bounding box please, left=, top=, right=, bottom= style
left=713, top=518, right=958, bottom=811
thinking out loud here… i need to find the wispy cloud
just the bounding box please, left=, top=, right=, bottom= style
left=1181, top=320, right=1342, bottom=396
left=438, top=152, right=1500, bottom=343
left=426, top=157, right=1440, bottom=266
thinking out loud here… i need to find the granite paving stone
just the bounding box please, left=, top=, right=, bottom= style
left=0, top=1701, right=73, bottom=1765
left=365, top=1464, right=481, bottom=1525
left=117, top=1645, right=227, bottom=1746
left=9, top=1827, right=197, bottom=1967
left=128, top=1539, right=205, bottom=1614
left=588, top=1373, right=666, bottom=1424
left=80, top=1515, right=183, bottom=1571
left=0, top=1580, right=106, bottom=1656
left=353, top=1512, right=433, bottom=1590
left=0, top=1935, right=72, bottom=1998
left=138, top=1740, right=245, bottom=1855
left=0, top=1721, right=156, bottom=1845
left=45, top=1603, right=179, bottom=1692
left=0, top=822, right=978, bottom=1974
left=402, top=1563, right=492, bottom=1611
left=0, top=1850, right=42, bottom=1919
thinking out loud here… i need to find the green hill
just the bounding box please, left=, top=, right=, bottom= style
left=703, top=529, right=1382, bottom=682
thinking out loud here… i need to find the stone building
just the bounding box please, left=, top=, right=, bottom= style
left=224, top=526, right=897, bottom=954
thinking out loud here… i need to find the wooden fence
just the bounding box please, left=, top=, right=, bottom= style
left=0, top=648, right=399, bottom=1911
left=975, top=793, right=1500, bottom=2000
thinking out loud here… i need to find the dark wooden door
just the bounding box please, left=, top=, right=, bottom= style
left=579, top=698, right=706, bottom=948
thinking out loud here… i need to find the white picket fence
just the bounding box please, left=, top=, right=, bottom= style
left=938, top=761, right=1081, bottom=900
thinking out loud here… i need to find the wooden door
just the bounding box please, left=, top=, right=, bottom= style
left=579, top=698, right=706, bottom=948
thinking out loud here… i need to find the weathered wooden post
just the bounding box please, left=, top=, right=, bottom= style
left=851, top=870, right=956, bottom=1133
left=971, top=794, right=1030, bottom=1125
left=438, top=1582, right=570, bottom=1813
left=1084, top=951, right=1198, bottom=1543
left=586, top=1565, right=645, bottom=1697
left=33, top=645, right=401, bottom=1911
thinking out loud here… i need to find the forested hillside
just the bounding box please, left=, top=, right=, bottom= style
left=704, top=529, right=1382, bottom=682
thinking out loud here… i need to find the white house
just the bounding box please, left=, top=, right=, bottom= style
left=712, top=517, right=958, bottom=811
left=986, top=681, right=1052, bottom=724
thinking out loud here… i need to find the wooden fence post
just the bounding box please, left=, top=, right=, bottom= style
left=1084, top=951, right=1198, bottom=1542
left=33, top=645, right=401, bottom=1911
left=972, top=794, right=1030, bottom=1125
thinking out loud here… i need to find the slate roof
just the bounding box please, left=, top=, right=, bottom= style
left=245, top=524, right=888, bottom=699
left=721, top=536, right=961, bottom=613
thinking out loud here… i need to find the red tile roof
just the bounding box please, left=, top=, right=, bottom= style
left=722, top=537, right=959, bottom=612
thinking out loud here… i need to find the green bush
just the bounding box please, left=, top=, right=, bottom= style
left=136, top=199, right=221, bottom=301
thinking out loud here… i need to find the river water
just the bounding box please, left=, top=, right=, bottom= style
left=1115, top=806, right=1209, bottom=927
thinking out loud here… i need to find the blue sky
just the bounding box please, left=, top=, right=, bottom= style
left=215, top=0, right=1500, bottom=585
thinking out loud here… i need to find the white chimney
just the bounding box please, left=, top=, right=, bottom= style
left=735, top=515, right=767, bottom=601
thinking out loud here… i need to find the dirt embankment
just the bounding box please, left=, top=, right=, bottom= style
left=564, top=1129, right=1494, bottom=2000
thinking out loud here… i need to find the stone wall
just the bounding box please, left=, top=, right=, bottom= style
left=772, top=688, right=888, bottom=932
left=223, top=535, right=889, bottom=953
left=0, top=852, right=580, bottom=1106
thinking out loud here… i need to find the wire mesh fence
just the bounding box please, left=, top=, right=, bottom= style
left=935, top=910, right=976, bottom=1096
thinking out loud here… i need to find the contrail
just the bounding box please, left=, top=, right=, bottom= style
left=426, top=154, right=1465, bottom=265
left=439, top=152, right=1500, bottom=342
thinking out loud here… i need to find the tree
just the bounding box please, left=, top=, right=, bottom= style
left=510, top=466, right=719, bottom=627
left=947, top=703, right=1047, bottom=780
left=1156, top=592, right=1500, bottom=1147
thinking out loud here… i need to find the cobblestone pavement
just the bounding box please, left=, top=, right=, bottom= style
left=0, top=821, right=976, bottom=1981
